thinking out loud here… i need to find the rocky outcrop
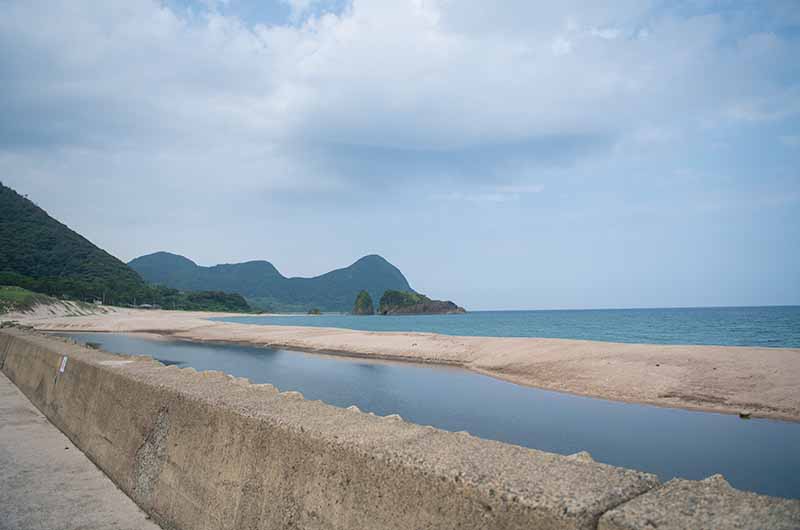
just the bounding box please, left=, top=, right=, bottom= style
left=352, top=290, right=374, bottom=315
left=378, top=290, right=465, bottom=315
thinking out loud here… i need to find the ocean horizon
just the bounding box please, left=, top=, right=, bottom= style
left=219, top=305, right=800, bottom=349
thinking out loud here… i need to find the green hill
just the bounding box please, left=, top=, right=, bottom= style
left=129, top=252, right=414, bottom=312
left=0, top=182, right=251, bottom=312
left=0, top=182, right=148, bottom=303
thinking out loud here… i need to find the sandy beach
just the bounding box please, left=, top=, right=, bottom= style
left=5, top=306, right=800, bottom=422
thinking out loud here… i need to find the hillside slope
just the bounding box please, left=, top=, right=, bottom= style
left=0, top=182, right=147, bottom=303
left=129, top=252, right=414, bottom=312
left=0, top=183, right=251, bottom=312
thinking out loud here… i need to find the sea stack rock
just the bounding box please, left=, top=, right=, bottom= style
left=352, top=290, right=375, bottom=315
left=378, top=290, right=466, bottom=315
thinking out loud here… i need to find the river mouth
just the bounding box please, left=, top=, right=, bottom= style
left=56, top=331, right=800, bottom=499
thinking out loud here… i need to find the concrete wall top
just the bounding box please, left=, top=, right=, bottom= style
left=599, top=475, right=800, bottom=529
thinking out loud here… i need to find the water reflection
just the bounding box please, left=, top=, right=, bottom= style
left=57, top=332, right=800, bottom=499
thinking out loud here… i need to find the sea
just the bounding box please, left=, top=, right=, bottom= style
left=216, top=305, right=800, bottom=348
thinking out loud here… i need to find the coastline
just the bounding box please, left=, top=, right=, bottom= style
left=7, top=306, right=800, bottom=422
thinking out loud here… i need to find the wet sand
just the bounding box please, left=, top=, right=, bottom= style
left=6, top=307, right=800, bottom=422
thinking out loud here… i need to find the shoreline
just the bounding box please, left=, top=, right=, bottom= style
left=7, top=306, right=800, bottom=423
left=57, top=329, right=800, bottom=423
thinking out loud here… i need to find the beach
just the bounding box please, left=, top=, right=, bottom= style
left=6, top=306, right=800, bottom=422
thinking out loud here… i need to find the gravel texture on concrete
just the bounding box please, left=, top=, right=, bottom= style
left=598, top=475, right=800, bottom=530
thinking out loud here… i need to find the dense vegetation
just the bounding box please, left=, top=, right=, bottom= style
left=0, top=271, right=250, bottom=312
left=0, top=285, right=56, bottom=313
left=129, top=251, right=414, bottom=312
left=378, top=290, right=465, bottom=315
left=379, top=290, right=430, bottom=311
left=175, top=291, right=251, bottom=312
left=352, top=290, right=375, bottom=315
left=1, top=182, right=148, bottom=304
left=0, top=183, right=252, bottom=313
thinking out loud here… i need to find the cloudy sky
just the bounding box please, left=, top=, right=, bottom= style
left=2, top=0, right=799, bottom=310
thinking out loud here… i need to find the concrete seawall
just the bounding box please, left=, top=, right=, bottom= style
left=1, top=328, right=798, bottom=529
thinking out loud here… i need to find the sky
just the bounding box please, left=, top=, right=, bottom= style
left=1, top=0, right=799, bottom=310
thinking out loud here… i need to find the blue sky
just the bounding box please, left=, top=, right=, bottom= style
left=1, top=0, right=798, bottom=309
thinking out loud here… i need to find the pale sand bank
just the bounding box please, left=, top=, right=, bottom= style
left=6, top=307, right=800, bottom=422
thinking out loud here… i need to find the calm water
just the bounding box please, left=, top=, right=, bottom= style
left=60, top=332, right=800, bottom=499
left=217, top=306, right=800, bottom=348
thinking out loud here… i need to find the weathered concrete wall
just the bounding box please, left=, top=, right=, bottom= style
left=1, top=329, right=798, bottom=530
left=599, top=475, right=800, bottom=530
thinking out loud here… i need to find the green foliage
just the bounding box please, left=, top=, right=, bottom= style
left=0, top=285, right=55, bottom=313
left=129, top=251, right=414, bottom=312
left=177, top=291, right=251, bottom=312
left=0, top=183, right=252, bottom=313
left=0, top=273, right=251, bottom=313
left=1, top=183, right=146, bottom=304
left=0, top=285, right=41, bottom=304
left=377, top=289, right=465, bottom=315
left=352, top=290, right=375, bottom=315
left=378, top=290, right=430, bottom=313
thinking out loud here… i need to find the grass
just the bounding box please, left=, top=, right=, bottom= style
left=0, top=285, right=56, bottom=314
left=0, top=285, right=121, bottom=318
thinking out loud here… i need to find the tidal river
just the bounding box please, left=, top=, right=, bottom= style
left=59, top=332, right=800, bottom=499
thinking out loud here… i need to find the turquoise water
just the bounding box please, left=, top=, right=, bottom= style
left=218, top=306, right=800, bottom=348
left=60, top=332, right=800, bottom=499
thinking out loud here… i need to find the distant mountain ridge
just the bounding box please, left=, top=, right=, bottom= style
left=0, top=182, right=251, bottom=312
left=128, top=252, right=415, bottom=312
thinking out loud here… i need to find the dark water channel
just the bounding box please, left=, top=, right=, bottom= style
left=58, top=332, right=800, bottom=499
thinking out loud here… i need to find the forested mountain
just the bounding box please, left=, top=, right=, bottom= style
left=129, top=252, right=414, bottom=312
left=0, top=182, right=251, bottom=312
left=0, top=182, right=146, bottom=303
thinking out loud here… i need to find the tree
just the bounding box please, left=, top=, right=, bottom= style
left=352, top=290, right=374, bottom=315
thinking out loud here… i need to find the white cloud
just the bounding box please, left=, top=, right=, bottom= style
left=551, top=36, right=573, bottom=55
left=0, top=0, right=798, bottom=196
left=590, top=27, right=620, bottom=40
left=1, top=1, right=797, bottom=308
